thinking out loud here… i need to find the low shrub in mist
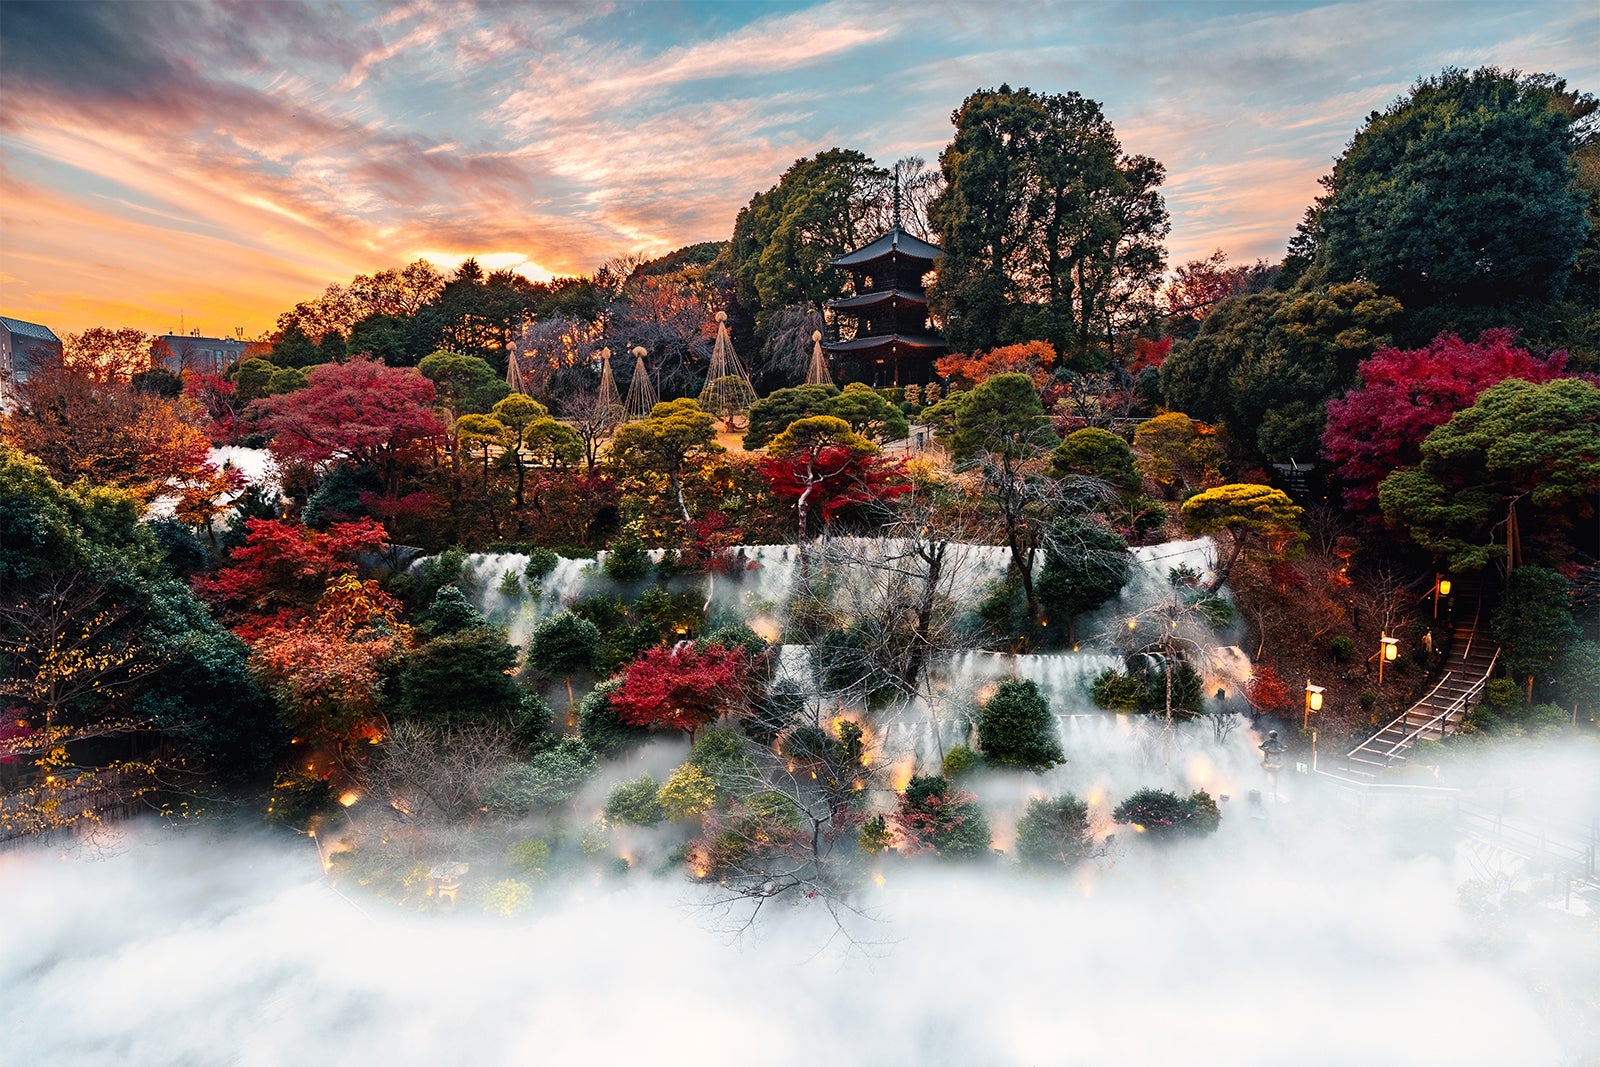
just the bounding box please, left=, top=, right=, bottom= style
left=485, top=739, right=599, bottom=815
left=1015, top=793, right=1094, bottom=865
left=895, top=775, right=992, bottom=858
left=1112, top=788, right=1221, bottom=840
left=941, top=743, right=981, bottom=779
left=481, top=879, right=534, bottom=916
left=606, top=775, right=666, bottom=826
left=265, top=772, right=335, bottom=831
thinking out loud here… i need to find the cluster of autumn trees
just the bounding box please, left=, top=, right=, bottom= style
left=1, top=65, right=1596, bottom=890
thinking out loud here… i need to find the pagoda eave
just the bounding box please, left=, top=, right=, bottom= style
left=826, top=288, right=930, bottom=313
left=823, top=333, right=947, bottom=357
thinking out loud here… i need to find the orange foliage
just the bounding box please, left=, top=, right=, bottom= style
left=2, top=358, right=229, bottom=507
left=248, top=574, right=411, bottom=748
left=936, top=341, right=1058, bottom=389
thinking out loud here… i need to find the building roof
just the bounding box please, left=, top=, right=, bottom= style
left=0, top=316, right=61, bottom=343
left=826, top=288, right=930, bottom=313
left=158, top=334, right=249, bottom=346
left=823, top=332, right=947, bottom=356
left=829, top=225, right=942, bottom=268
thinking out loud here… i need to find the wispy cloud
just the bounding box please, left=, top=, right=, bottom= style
left=0, top=0, right=1594, bottom=335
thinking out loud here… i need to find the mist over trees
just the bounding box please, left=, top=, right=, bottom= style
left=1, top=67, right=1596, bottom=1040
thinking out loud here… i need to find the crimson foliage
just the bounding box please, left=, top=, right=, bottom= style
left=610, top=643, right=749, bottom=742
left=1322, top=330, right=1571, bottom=517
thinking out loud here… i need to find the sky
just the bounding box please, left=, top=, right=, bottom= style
left=0, top=0, right=1596, bottom=339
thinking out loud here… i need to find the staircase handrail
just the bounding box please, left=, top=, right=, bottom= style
left=1383, top=648, right=1500, bottom=760
left=1348, top=670, right=1454, bottom=760
left=1460, top=588, right=1484, bottom=661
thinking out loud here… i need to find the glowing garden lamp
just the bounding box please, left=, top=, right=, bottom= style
left=1376, top=633, right=1399, bottom=687
left=1433, top=574, right=1452, bottom=618
left=1303, top=682, right=1325, bottom=731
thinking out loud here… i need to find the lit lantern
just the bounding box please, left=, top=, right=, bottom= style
left=1378, top=633, right=1399, bottom=686
left=1303, top=682, right=1325, bottom=730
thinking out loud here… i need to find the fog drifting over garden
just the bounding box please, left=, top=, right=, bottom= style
left=5, top=739, right=1596, bottom=1067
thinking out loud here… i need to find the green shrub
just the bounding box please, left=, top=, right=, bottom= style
left=1014, top=793, right=1093, bottom=865
left=506, top=838, right=551, bottom=872
left=481, top=879, right=534, bottom=917
left=977, top=679, right=1063, bottom=771
left=858, top=814, right=892, bottom=854
left=1111, top=787, right=1221, bottom=839
left=941, top=743, right=982, bottom=779
left=603, top=535, right=649, bottom=582
left=579, top=819, right=611, bottom=856
left=524, top=547, right=560, bottom=580
left=605, top=775, right=666, bottom=826
left=1486, top=678, right=1519, bottom=708
left=1330, top=636, right=1355, bottom=662
left=498, top=569, right=523, bottom=597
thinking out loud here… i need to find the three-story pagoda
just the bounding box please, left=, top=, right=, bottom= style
left=823, top=212, right=946, bottom=387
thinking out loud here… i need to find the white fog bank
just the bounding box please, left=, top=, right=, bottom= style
left=5, top=740, right=1597, bottom=1067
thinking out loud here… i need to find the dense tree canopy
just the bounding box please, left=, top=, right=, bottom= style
left=1323, top=330, right=1574, bottom=518
left=729, top=149, right=889, bottom=339
left=1159, top=282, right=1401, bottom=461
left=929, top=85, right=1168, bottom=364
left=1296, top=68, right=1591, bottom=329
left=1378, top=377, right=1600, bottom=569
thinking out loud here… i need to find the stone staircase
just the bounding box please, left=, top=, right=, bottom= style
left=1345, top=580, right=1498, bottom=778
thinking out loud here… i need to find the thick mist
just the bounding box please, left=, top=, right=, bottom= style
left=3, top=739, right=1596, bottom=1067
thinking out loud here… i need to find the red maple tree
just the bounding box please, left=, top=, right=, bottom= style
left=195, top=518, right=388, bottom=639
left=610, top=643, right=749, bottom=742
left=183, top=372, right=245, bottom=445
left=249, top=574, right=410, bottom=748
left=1322, top=330, right=1573, bottom=518
left=250, top=355, right=445, bottom=497
left=1244, top=664, right=1292, bottom=714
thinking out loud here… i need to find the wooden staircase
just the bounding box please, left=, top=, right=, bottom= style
left=1345, top=579, right=1498, bottom=778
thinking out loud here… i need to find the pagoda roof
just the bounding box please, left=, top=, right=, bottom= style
left=826, top=288, right=930, bottom=313
left=829, top=225, right=941, bottom=268
left=823, top=332, right=946, bottom=356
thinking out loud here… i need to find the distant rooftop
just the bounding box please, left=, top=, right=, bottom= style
left=0, top=315, right=61, bottom=343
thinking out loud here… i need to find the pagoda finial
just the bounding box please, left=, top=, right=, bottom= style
left=892, top=170, right=902, bottom=229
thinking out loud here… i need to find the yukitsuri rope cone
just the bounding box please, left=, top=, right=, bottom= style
left=506, top=342, right=527, bottom=394
left=697, top=310, right=757, bottom=429
left=623, top=345, right=658, bottom=420
left=597, top=346, right=622, bottom=411
left=805, top=329, right=833, bottom=387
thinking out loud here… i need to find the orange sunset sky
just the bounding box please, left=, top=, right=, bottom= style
left=2, top=0, right=1595, bottom=339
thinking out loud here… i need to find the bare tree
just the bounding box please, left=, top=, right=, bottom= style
left=558, top=388, right=623, bottom=472
left=358, top=721, right=520, bottom=834
left=686, top=714, right=885, bottom=942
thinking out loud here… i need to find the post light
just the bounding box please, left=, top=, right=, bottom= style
left=1303, top=681, right=1324, bottom=730
left=1434, top=574, right=1452, bottom=618
left=1377, top=633, right=1399, bottom=687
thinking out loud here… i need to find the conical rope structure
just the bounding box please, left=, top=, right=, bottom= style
left=597, top=346, right=622, bottom=411
left=804, top=329, right=833, bottom=387
left=697, top=310, right=756, bottom=428
left=623, top=345, right=658, bottom=421
left=505, top=342, right=527, bottom=394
